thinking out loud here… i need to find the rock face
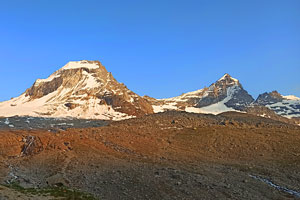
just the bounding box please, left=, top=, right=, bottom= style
left=150, top=74, right=254, bottom=114
left=0, top=60, right=153, bottom=120
left=254, top=91, right=300, bottom=119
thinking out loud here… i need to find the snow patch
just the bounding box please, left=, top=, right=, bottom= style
left=61, top=60, right=100, bottom=70
left=159, top=88, right=206, bottom=102
left=283, top=95, right=300, bottom=101
left=249, top=175, right=300, bottom=198
left=152, top=102, right=179, bottom=113
left=35, top=74, right=60, bottom=85
left=82, top=71, right=100, bottom=89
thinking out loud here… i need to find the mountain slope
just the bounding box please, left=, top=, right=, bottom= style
left=0, top=60, right=153, bottom=120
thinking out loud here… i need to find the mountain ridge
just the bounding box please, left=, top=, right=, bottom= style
left=0, top=60, right=299, bottom=122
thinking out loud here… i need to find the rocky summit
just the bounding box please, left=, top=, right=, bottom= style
left=0, top=60, right=299, bottom=123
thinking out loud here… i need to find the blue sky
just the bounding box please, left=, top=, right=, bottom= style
left=0, top=0, right=299, bottom=101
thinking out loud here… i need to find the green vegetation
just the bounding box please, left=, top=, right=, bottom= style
left=3, top=181, right=97, bottom=200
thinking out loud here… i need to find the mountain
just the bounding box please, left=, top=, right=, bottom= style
left=254, top=91, right=300, bottom=119
left=0, top=60, right=153, bottom=120
left=0, top=60, right=299, bottom=122
left=149, top=73, right=254, bottom=114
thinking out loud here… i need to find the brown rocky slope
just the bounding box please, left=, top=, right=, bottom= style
left=0, top=111, right=300, bottom=199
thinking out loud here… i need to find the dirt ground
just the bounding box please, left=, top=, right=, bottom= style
left=0, top=111, right=300, bottom=199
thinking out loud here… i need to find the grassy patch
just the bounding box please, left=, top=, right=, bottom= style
left=3, top=181, right=97, bottom=200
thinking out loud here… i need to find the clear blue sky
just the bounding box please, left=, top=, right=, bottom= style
left=0, top=0, right=299, bottom=101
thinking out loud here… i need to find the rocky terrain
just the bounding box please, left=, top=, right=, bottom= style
left=0, top=116, right=108, bottom=131
left=0, top=111, right=300, bottom=199
left=0, top=60, right=299, bottom=123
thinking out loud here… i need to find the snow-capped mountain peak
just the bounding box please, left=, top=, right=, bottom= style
left=34, top=60, right=104, bottom=87
left=149, top=73, right=253, bottom=114
left=0, top=60, right=153, bottom=120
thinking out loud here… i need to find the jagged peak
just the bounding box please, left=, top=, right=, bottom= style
left=270, top=90, right=281, bottom=96
left=208, top=73, right=241, bottom=90
left=264, top=91, right=283, bottom=99
left=255, top=91, right=283, bottom=104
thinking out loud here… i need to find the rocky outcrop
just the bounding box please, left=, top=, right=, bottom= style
left=20, top=135, right=43, bottom=156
